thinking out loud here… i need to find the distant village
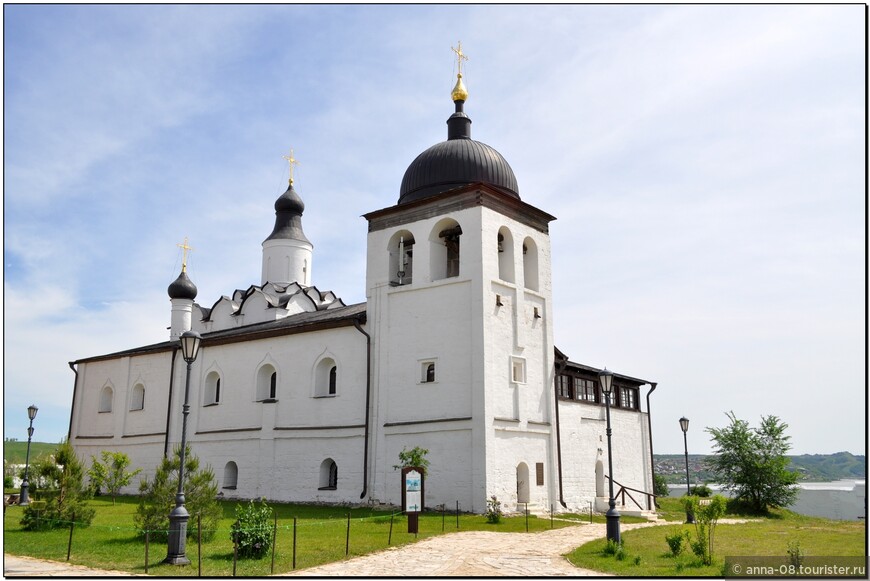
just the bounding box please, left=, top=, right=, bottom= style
left=654, top=452, right=865, bottom=486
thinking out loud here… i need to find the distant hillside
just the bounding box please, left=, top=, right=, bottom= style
left=655, top=452, right=865, bottom=484
left=3, top=440, right=61, bottom=465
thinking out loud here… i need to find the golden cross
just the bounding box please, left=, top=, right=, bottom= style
left=177, top=237, right=193, bottom=273
left=282, top=149, right=300, bottom=185
left=451, top=41, right=469, bottom=76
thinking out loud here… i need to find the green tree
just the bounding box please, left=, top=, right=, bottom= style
left=393, top=446, right=431, bottom=475
left=134, top=445, right=221, bottom=542
left=20, top=441, right=95, bottom=530
left=706, top=412, right=799, bottom=513
left=653, top=474, right=669, bottom=498
left=88, top=451, right=142, bottom=505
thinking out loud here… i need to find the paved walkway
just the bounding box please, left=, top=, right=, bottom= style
left=281, top=521, right=659, bottom=577
left=3, top=554, right=143, bottom=576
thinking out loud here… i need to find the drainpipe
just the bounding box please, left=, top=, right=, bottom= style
left=553, top=354, right=569, bottom=508
left=353, top=317, right=372, bottom=500
left=164, top=346, right=179, bottom=458
left=67, top=362, right=79, bottom=441
left=646, top=382, right=658, bottom=509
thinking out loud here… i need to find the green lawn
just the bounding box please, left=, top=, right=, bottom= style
left=4, top=496, right=570, bottom=575
left=566, top=507, right=866, bottom=576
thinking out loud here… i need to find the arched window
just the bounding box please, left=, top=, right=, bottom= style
left=204, top=371, right=221, bottom=405
left=315, top=357, right=337, bottom=397
left=99, top=385, right=114, bottom=413
left=319, top=458, right=338, bottom=490
left=130, top=383, right=145, bottom=411
left=497, top=227, right=515, bottom=283
left=523, top=237, right=539, bottom=291
left=256, top=364, right=278, bottom=401
left=389, top=230, right=415, bottom=286
left=430, top=220, right=462, bottom=281
left=223, top=461, right=238, bottom=489
left=426, top=363, right=435, bottom=383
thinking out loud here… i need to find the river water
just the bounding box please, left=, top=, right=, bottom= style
left=668, top=480, right=866, bottom=521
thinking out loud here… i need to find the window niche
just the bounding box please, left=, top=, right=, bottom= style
left=130, top=383, right=145, bottom=411
left=419, top=360, right=437, bottom=384
left=389, top=230, right=415, bottom=286
left=256, top=364, right=278, bottom=402
left=99, top=385, right=114, bottom=413
left=319, top=458, right=338, bottom=490
left=204, top=371, right=221, bottom=406
left=223, top=461, right=238, bottom=490
left=510, top=357, right=526, bottom=384
left=315, top=357, right=338, bottom=397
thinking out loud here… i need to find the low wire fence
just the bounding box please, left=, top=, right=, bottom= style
left=4, top=500, right=561, bottom=576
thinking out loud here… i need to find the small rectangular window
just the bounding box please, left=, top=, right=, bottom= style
left=420, top=360, right=437, bottom=383
left=536, top=463, right=544, bottom=486
left=511, top=357, right=526, bottom=384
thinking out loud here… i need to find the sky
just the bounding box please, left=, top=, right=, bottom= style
left=3, top=4, right=865, bottom=456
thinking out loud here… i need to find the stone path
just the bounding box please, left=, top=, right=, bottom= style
left=9, top=519, right=750, bottom=577
left=281, top=521, right=660, bottom=577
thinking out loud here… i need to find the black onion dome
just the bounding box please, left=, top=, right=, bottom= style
left=265, top=182, right=310, bottom=243
left=168, top=270, right=197, bottom=300
left=398, top=98, right=519, bottom=205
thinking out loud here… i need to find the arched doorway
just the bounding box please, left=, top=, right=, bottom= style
left=595, top=460, right=605, bottom=497
left=516, top=462, right=530, bottom=504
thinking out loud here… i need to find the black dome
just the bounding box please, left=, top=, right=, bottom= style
left=168, top=270, right=197, bottom=300
left=398, top=98, right=520, bottom=205
left=399, top=139, right=520, bottom=205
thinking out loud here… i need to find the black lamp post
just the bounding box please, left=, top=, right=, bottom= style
left=164, top=330, right=202, bottom=565
left=679, top=416, right=695, bottom=524
left=598, top=368, right=620, bottom=543
left=18, top=405, right=39, bottom=506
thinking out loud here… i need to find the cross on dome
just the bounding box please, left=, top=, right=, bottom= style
left=176, top=237, right=194, bottom=273
left=283, top=149, right=300, bottom=185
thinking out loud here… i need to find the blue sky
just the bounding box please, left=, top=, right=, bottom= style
left=3, top=5, right=865, bottom=456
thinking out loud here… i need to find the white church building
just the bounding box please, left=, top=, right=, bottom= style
left=68, top=66, right=658, bottom=515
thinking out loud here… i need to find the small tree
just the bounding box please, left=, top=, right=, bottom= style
left=393, top=446, right=430, bottom=476
left=682, top=494, right=727, bottom=565
left=230, top=499, right=274, bottom=559
left=706, top=412, right=799, bottom=513
left=20, top=441, right=95, bottom=530
left=88, top=451, right=141, bottom=505
left=653, top=474, right=669, bottom=498
left=135, top=445, right=221, bottom=542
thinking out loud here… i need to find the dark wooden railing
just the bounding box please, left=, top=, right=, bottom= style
left=604, top=475, right=657, bottom=510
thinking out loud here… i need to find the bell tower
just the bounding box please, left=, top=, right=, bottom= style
left=363, top=44, right=558, bottom=513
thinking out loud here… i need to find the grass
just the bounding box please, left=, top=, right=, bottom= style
left=4, top=496, right=571, bottom=575
left=566, top=502, right=866, bottom=576
left=4, top=441, right=59, bottom=466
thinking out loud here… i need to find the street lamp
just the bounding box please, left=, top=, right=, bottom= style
left=679, top=416, right=695, bottom=524
left=165, top=330, right=202, bottom=565
left=598, top=368, right=620, bottom=543
left=18, top=405, right=39, bottom=506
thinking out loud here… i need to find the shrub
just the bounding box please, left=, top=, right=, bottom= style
left=20, top=442, right=94, bottom=530
left=665, top=529, right=690, bottom=557
left=682, top=494, right=727, bottom=565
left=484, top=496, right=502, bottom=524
left=135, top=445, right=220, bottom=542
left=230, top=499, right=274, bottom=559
left=88, top=451, right=141, bottom=505
left=654, top=474, right=670, bottom=498
left=690, top=484, right=712, bottom=497
left=787, top=540, right=804, bottom=567
left=603, top=539, right=624, bottom=558
left=392, top=446, right=430, bottom=476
